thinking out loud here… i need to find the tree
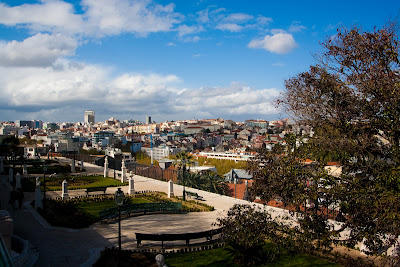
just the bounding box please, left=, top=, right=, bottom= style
left=250, top=23, right=400, bottom=256
left=215, top=204, right=278, bottom=265
left=174, top=152, right=194, bottom=200
left=198, top=170, right=230, bottom=195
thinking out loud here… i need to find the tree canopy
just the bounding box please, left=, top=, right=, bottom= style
left=250, top=23, right=400, bottom=258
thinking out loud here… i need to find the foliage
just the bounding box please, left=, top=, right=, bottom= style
left=37, top=199, right=97, bottom=228
left=215, top=204, right=276, bottom=265
left=94, top=248, right=158, bottom=267
left=251, top=23, right=400, bottom=256
left=0, top=135, right=19, bottom=156
left=183, top=171, right=230, bottom=195
left=197, top=157, right=247, bottom=176
left=79, top=148, right=104, bottom=155
left=164, top=244, right=339, bottom=267
left=134, top=150, right=159, bottom=165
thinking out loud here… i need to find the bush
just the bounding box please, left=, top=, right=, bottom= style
left=215, top=204, right=277, bottom=265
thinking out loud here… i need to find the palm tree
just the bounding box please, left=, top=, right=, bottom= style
left=199, top=170, right=229, bottom=195
left=174, top=152, right=194, bottom=200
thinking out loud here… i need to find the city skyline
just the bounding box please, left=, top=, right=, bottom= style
left=0, top=0, right=399, bottom=123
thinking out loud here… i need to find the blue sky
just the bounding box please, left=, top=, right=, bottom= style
left=0, top=0, right=399, bottom=123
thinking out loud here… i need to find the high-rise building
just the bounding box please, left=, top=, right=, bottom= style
left=146, top=116, right=152, bottom=124
left=84, top=110, right=95, bottom=124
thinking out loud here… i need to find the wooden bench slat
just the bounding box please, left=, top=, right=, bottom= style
left=135, top=228, right=222, bottom=247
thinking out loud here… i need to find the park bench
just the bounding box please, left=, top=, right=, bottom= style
left=99, top=202, right=182, bottom=221
left=185, top=191, right=204, bottom=201
left=136, top=228, right=222, bottom=248
left=85, top=187, right=107, bottom=196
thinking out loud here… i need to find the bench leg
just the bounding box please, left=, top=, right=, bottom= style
left=162, top=240, right=164, bottom=248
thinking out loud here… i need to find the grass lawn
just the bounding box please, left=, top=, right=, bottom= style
left=164, top=246, right=340, bottom=267
left=22, top=175, right=128, bottom=192
left=76, top=198, right=151, bottom=218
left=37, top=192, right=215, bottom=228
left=94, top=246, right=340, bottom=267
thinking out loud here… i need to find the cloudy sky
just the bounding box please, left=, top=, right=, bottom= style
left=0, top=0, right=399, bottom=123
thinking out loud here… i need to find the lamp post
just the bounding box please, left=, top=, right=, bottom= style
left=43, top=163, right=47, bottom=210
left=182, top=159, right=186, bottom=201
left=114, top=156, right=116, bottom=180
left=115, top=188, right=125, bottom=251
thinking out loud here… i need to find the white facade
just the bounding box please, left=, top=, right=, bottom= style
left=197, top=151, right=255, bottom=162
left=141, top=145, right=180, bottom=161
left=84, top=110, right=95, bottom=124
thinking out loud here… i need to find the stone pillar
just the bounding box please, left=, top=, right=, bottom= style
left=8, top=168, right=13, bottom=184
left=62, top=180, right=69, bottom=200
left=15, top=173, right=21, bottom=189
left=104, top=157, right=108, bottom=178
left=0, top=157, right=4, bottom=174
left=71, top=158, right=76, bottom=173
left=35, top=178, right=43, bottom=210
left=80, top=160, right=84, bottom=171
left=168, top=179, right=174, bottom=198
left=121, top=160, right=126, bottom=183
left=23, top=164, right=28, bottom=175
left=129, top=173, right=135, bottom=195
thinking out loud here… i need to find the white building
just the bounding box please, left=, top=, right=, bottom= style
left=84, top=110, right=95, bottom=125
left=141, top=145, right=180, bottom=161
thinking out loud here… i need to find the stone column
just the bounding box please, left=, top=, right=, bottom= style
left=23, top=164, right=28, bottom=175
left=121, top=160, right=126, bottom=183
left=104, top=156, right=108, bottom=178
left=71, top=158, right=76, bottom=173
left=15, top=173, right=21, bottom=189
left=8, top=168, right=13, bottom=184
left=168, top=179, right=174, bottom=198
left=129, top=172, right=135, bottom=195
left=35, top=178, right=43, bottom=210
left=0, top=157, right=4, bottom=174
left=80, top=160, right=84, bottom=171
left=62, top=180, right=69, bottom=200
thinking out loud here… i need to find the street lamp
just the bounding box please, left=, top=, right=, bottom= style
left=43, top=163, right=47, bottom=210
left=114, top=188, right=125, bottom=251
left=182, top=159, right=186, bottom=201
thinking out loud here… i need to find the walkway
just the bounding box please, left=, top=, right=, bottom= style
left=2, top=159, right=287, bottom=266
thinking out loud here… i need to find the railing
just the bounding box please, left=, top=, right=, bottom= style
left=62, top=153, right=179, bottom=182
left=126, top=162, right=178, bottom=183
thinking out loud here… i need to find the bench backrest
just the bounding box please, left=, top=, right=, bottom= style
left=136, top=228, right=222, bottom=241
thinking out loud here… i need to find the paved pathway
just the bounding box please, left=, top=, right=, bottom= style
left=1, top=158, right=292, bottom=266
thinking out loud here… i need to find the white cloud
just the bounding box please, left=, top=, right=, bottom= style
left=0, top=33, right=77, bottom=67
left=0, top=1, right=85, bottom=34
left=176, top=82, right=280, bottom=116
left=0, top=59, right=281, bottom=122
left=183, top=36, right=201, bottom=43
left=82, top=0, right=182, bottom=37
left=0, top=0, right=182, bottom=37
left=177, top=25, right=204, bottom=37
left=216, top=23, right=243, bottom=32
left=256, top=16, right=273, bottom=26
left=223, top=13, right=253, bottom=23
left=289, top=21, right=306, bottom=32
left=248, top=33, right=298, bottom=54
left=197, top=7, right=271, bottom=33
